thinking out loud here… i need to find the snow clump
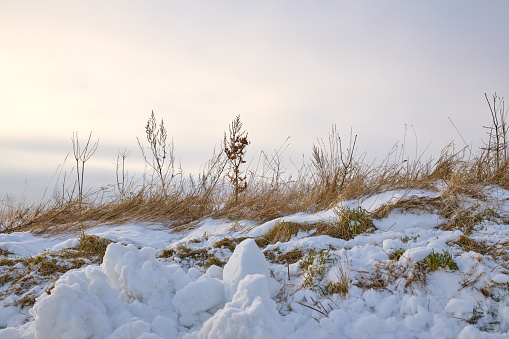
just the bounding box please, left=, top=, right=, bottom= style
left=5, top=239, right=281, bottom=338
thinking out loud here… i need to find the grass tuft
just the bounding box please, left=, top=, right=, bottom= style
left=388, top=248, right=405, bottom=261
left=331, top=206, right=377, bottom=240
left=256, top=221, right=313, bottom=247
left=0, top=248, right=13, bottom=256
left=451, top=235, right=498, bottom=256
left=76, top=233, right=113, bottom=260
left=423, top=250, right=459, bottom=271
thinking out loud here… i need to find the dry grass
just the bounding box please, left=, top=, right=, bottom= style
left=0, top=147, right=504, bottom=235
left=212, top=237, right=249, bottom=252
left=75, top=233, right=113, bottom=260
left=0, top=234, right=117, bottom=310
left=451, top=235, right=500, bottom=257
left=264, top=248, right=305, bottom=265
left=0, top=248, right=13, bottom=256
left=459, top=261, right=485, bottom=291
left=158, top=244, right=224, bottom=268
left=374, top=196, right=444, bottom=219
left=15, top=146, right=502, bottom=237
left=2, top=100, right=509, bottom=236
left=354, top=260, right=428, bottom=294
left=325, top=260, right=350, bottom=298
left=256, top=211, right=377, bottom=248
left=256, top=221, right=314, bottom=247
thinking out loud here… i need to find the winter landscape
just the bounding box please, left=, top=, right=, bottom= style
left=2, top=104, right=509, bottom=338
left=2, top=182, right=509, bottom=338
left=2, top=2, right=509, bottom=338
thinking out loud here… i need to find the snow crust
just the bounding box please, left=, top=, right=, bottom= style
left=2, top=188, right=509, bottom=338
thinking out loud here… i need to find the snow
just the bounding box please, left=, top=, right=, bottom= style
left=187, top=274, right=282, bottom=339
left=445, top=298, right=474, bottom=317
left=173, top=276, right=225, bottom=320
left=2, top=188, right=509, bottom=338
left=222, top=238, right=279, bottom=301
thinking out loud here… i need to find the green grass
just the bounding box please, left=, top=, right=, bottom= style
left=423, top=250, right=459, bottom=272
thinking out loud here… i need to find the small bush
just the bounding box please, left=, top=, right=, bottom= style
left=224, top=115, right=250, bottom=201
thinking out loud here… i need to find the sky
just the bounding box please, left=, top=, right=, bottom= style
left=1, top=0, right=509, bottom=203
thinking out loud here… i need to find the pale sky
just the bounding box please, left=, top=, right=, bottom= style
left=1, top=1, right=509, bottom=203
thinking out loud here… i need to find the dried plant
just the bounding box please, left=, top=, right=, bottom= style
left=137, top=111, right=179, bottom=194
left=312, top=126, right=360, bottom=208
left=4, top=93, right=509, bottom=235
left=71, top=132, right=99, bottom=206
left=483, top=93, right=508, bottom=169
left=224, top=115, right=250, bottom=201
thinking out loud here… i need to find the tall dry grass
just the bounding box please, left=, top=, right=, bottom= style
left=1, top=93, right=508, bottom=235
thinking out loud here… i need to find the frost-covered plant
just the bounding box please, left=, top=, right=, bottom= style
left=300, top=250, right=337, bottom=289
left=324, top=259, right=350, bottom=298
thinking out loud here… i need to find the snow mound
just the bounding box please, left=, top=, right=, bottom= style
left=222, top=238, right=280, bottom=301
left=29, top=243, right=191, bottom=338
left=190, top=274, right=282, bottom=339
left=31, top=265, right=117, bottom=339
left=172, top=276, right=225, bottom=322
left=5, top=239, right=282, bottom=338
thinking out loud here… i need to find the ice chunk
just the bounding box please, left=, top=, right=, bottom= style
left=382, top=239, right=405, bottom=251
left=444, top=298, right=473, bottom=317
left=151, top=315, right=178, bottom=338
left=399, top=247, right=433, bottom=264
left=206, top=265, right=223, bottom=280
left=173, top=276, right=225, bottom=317
left=457, top=325, right=481, bottom=339
left=321, top=309, right=348, bottom=335
left=363, top=289, right=381, bottom=308
left=222, top=239, right=271, bottom=301
left=187, top=267, right=202, bottom=281
left=194, top=274, right=282, bottom=339
left=492, top=273, right=509, bottom=284
left=29, top=243, right=190, bottom=338
left=403, top=311, right=428, bottom=331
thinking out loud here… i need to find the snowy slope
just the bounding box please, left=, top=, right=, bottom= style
left=2, top=188, right=509, bottom=338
